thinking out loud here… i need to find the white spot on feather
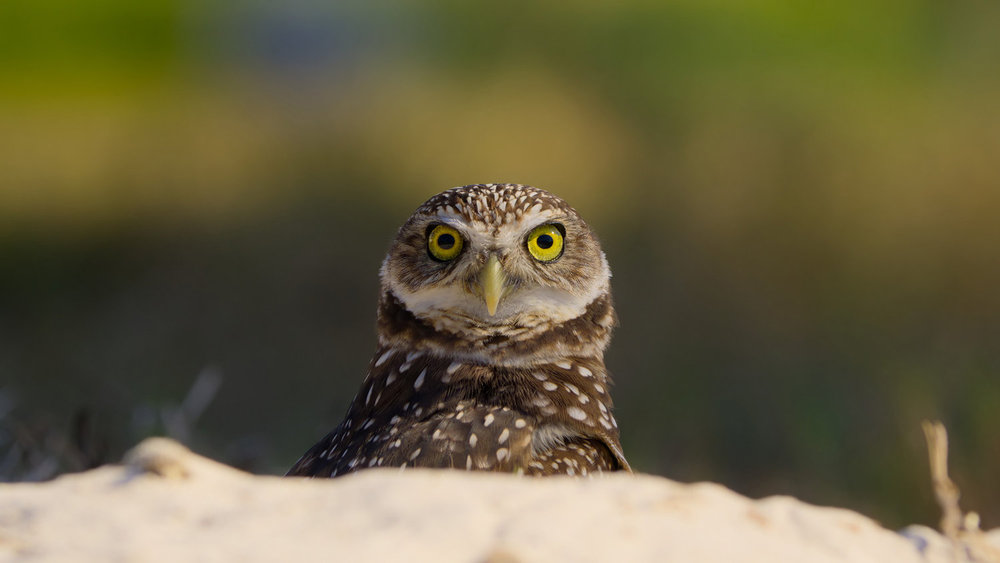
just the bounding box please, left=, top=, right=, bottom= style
left=375, top=350, right=394, bottom=367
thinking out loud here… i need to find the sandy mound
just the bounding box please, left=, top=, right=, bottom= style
left=1, top=438, right=996, bottom=562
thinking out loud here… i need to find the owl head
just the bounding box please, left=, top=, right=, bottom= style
left=379, top=184, right=611, bottom=342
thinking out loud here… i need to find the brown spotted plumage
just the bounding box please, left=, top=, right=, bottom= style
left=287, top=184, right=630, bottom=477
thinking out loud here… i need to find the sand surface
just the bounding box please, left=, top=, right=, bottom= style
left=1, top=438, right=997, bottom=562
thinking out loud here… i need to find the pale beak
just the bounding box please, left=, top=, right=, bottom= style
left=480, top=255, right=505, bottom=316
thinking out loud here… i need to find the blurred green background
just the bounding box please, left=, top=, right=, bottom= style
left=2, top=0, right=998, bottom=528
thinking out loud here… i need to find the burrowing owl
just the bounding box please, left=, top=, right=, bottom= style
left=287, top=184, right=630, bottom=477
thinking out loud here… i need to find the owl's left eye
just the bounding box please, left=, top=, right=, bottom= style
left=427, top=224, right=464, bottom=261
left=526, top=223, right=565, bottom=262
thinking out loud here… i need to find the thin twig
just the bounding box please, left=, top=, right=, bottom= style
left=921, top=420, right=1000, bottom=562
left=922, top=420, right=964, bottom=539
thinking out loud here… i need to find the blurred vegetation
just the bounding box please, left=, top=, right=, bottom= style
left=2, top=0, right=999, bottom=528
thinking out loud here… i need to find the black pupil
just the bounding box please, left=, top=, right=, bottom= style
left=437, top=233, right=455, bottom=249
left=537, top=234, right=554, bottom=249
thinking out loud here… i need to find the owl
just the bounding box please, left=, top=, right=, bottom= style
left=287, top=184, right=630, bottom=477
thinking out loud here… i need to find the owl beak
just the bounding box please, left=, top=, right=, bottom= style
left=480, top=255, right=505, bottom=316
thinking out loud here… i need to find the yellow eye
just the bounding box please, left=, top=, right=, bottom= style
left=526, top=224, right=564, bottom=262
left=427, top=224, right=464, bottom=261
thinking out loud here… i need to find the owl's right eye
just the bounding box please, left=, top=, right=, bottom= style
left=427, top=224, right=464, bottom=261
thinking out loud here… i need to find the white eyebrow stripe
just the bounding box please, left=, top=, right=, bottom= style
left=427, top=213, right=479, bottom=234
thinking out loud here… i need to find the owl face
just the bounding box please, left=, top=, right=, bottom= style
left=381, top=185, right=610, bottom=336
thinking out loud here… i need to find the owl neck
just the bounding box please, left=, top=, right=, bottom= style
left=375, top=290, right=616, bottom=367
